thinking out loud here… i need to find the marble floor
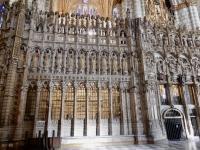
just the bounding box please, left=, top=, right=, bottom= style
left=58, top=140, right=200, bottom=150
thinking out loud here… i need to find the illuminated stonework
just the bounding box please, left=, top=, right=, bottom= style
left=0, top=0, right=200, bottom=147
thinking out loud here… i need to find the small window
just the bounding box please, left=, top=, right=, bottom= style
left=172, top=85, right=182, bottom=105
left=185, top=85, right=195, bottom=104
left=159, top=85, right=168, bottom=105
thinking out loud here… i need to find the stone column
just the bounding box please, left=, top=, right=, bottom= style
left=33, top=82, right=42, bottom=137
left=180, top=84, right=193, bottom=138
left=108, top=84, right=113, bottom=135
left=167, top=84, right=173, bottom=105
left=60, top=82, right=66, bottom=137
left=0, top=61, right=17, bottom=140
left=188, top=6, right=196, bottom=30
left=72, top=83, right=78, bottom=136
left=96, top=82, right=101, bottom=136
left=119, top=86, right=127, bottom=135
left=14, top=85, right=29, bottom=140
left=145, top=81, right=165, bottom=143
left=47, top=82, right=54, bottom=136
left=84, top=83, right=89, bottom=136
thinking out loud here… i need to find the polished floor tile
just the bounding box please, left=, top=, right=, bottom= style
left=58, top=140, right=200, bottom=150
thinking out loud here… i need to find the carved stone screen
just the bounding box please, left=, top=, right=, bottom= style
left=38, top=87, right=49, bottom=121
left=64, top=84, right=74, bottom=120
left=25, top=86, right=37, bottom=121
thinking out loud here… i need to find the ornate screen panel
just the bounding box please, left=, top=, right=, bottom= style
left=101, top=88, right=109, bottom=119
left=38, top=87, right=49, bottom=121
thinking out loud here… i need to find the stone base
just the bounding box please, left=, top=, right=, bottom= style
left=61, top=136, right=135, bottom=148
left=147, top=136, right=167, bottom=144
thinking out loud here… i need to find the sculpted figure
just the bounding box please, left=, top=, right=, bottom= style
left=112, top=54, right=117, bottom=72
left=157, top=60, right=164, bottom=73
left=157, top=35, right=162, bottom=46
left=163, top=35, right=168, bottom=46
left=79, top=54, right=85, bottom=69
left=134, top=57, right=139, bottom=71
left=90, top=56, right=96, bottom=71
left=122, top=56, right=128, bottom=71
left=169, top=35, right=175, bottom=46
left=18, top=51, right=25, bottom=68
left=182, top=36, right=187, bottom=47
left=102, top=54, right=107, bottom=70
left=197, top=64, right=200, bottom=76
left=187, top=37, right=193, bottom=47
left=195, top=37, right=200, bottom=47
left=68, top=54, right=73, bottom=69
left=32, top=52, right=39, bottom=68
left=175, top=35, right=181, bottom=47
left=44, top=52, right=50, bottom=68
left=56, top=52, right=62, bottom=69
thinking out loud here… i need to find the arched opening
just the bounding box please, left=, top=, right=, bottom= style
left=163, top=109, right=187, bottom=141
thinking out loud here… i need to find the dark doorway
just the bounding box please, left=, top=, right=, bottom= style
left=164, top=109, right=186, bottom=141
left=164, top=119, right=186, bottom=141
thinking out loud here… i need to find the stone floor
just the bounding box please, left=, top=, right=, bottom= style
left=58, top=140, right=200, bottom=150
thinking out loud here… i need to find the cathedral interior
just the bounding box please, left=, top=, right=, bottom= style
left=0, top=0, right=200, bottom=149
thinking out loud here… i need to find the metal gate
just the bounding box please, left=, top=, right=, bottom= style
left=164, top=119, right=186, bottom=141
left=163, top=109, right=186, bottom=141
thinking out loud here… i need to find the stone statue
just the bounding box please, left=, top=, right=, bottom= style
left=122, top=56, right=128, bottom=71
left=56, top=52, right=62, bottom=69
left=182, top=36, right=187, bottom=47
left=197, top=64, right=200, bottom=76
left=102, top=54, right=107, bottom=71
left=134, top=57, right=139, bottom=71
left=187, top=37, right=193, bottom=47
left=112, top=55, right=117, bottom=72
left=32, top=52, right=39, bottom=68
left=157, top=35, right=162, bottom=46
left=194, top=37, right=200, bottom=47
left=44, top=52, right=51, bottom=68
left=18, top=51, right=24, bottom=68
left=68, top=54, right=73, bottom=69
left=163, top=35, right=168, bottom=46
left=175, top=35, right=181, bottom=47
left=157, top=60, right=164, bottom=73
left=90, top=56, right=96, bottom=71
left=169, top=35, right=175, bottom=46
left=79, top=54, right=85, bottom=69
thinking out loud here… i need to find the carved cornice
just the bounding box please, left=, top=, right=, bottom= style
left=172, top=0, right=197, bottom=11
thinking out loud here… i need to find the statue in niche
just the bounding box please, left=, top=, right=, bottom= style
left=112, top=53, right=117, bottom=72
left=90, top=55, right=96, bottom=71
left=163, top=35, right=168, bottom=46
left=79, top=52, right=85, bottom=70
left=122, top=54, right=128, bottom=71
left=56, top=51, right=62, bottom=69
left=187, top=37, right=193, bottom=47
left=68, top=54, right=73, bottom=69
left=18, top=51, right=25, bottom=68
left=194, top=37, right=200, bottom=47
left=44, top=51, right=51, bottom=68
left=102, top=52, right=107, bottom=71
left=32, top=52, right=39, bottom=68
left=182, top=36, right=187, bottom=47
left=196, top=64, right=200, bottom=76
left=157, top=35, right=162, bottom=46
left=169, top=35, right=175, bottom=46
left=177, top=64, right=182, bottom=75
left=175, top=35, right=181, bottom=47
left=157, top=60, right=164, bottom=74
left=134, top=57, right=139, bottom=71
